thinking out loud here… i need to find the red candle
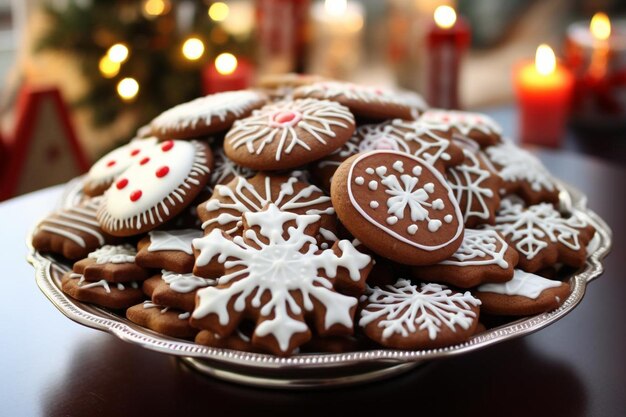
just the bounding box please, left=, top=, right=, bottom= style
left=426, top=5, right=471, bottom=109
left=514, top=45, right=574, bottom=148
left=202, top=53, right=254, bottom=95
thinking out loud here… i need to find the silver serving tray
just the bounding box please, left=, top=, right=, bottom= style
left=27, top=177, right=612, bottom=388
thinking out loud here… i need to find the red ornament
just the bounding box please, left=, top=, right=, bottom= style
left=155, top=166, right=170, bottom=178
left=130, top=190, right=142, bottom=202
left=116, top=178, right=128, bottom=190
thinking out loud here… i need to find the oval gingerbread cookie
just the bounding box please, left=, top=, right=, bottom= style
left=331, top=150, right=464, bottom=265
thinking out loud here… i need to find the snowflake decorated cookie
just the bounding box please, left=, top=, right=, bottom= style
left=474, top=269, right=570, bottom=315
left=224, top=98, right=355, bottom=170
left=293, top=81, right=427, bottom=120
left=358, top=279, right=481, bottom=349
left=97, top=140, right=213, bottom=236
left=196, top=172, right=336, bottom=252
left=32, top=197, right=117, bottom=260
left=83, top=137, right=158, bottom=197
left=331, top=150, right=464, bottom=265
left=143, top=270, right=216, bottom=313
left=313, top=118, right=465, bottom=189
left=419, top=109, right=502, bottom=147
left=411, top=229, right=518, bottom=288
left=208, top=147, right=256, bottom=192
left=483, top=141, right=560, bottom=204
left=447, top=147, right=504, bottom=227
left=61, top=270, right=145, bottom=310
left=72, top=244, right=151, bottom=283
left=191, top=204, right=373, bottom=356
left=126, top=301, right=198, bottom=338
left=486, top=200, right=596, bottom=272
left=136, top=229, right=203, bottom=273
left=150, top=90, right=267, bottom=140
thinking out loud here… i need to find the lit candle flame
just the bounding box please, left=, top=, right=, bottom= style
left=325, top=0, right=347, bottom=17
left=535, top=44, right=556, bottom=76
left=434, top=5, right=457, bottom=29
left=215, top=53, right=238, bottom=75
left=590, top=12, right=611, bottom=41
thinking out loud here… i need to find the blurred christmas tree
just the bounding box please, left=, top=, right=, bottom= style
left=35, top=0, right=254, bottom=138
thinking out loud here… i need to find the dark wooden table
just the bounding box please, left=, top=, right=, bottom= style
left=2, top=115, right=624, bottom=416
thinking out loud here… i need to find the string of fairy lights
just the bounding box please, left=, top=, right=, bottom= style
left=98, top=0, right=238, bottom=101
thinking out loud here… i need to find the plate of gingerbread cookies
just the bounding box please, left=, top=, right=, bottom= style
left=27, top=80, right=612, bottom=388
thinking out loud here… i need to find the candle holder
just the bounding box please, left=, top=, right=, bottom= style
left=565, top=16, right=626, bottom=132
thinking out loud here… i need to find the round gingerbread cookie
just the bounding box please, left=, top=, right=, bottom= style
left=224, top=98, right=355, bottom=170
left=474, top=269, right=570, bottom=316
left=358, top=279, right=481, bottom=349
left=150, top=90, right=267, bottom=140
left=83, top=137, right=158, bottom=197
left=97, top=140, right=213, bottom=236
left=419, top=109, right=502, bottom=147
left=208, top=147, right=256, bottom=192
left=294, top=81, right=426, bottom=120
left=331, top=150, right=464, bottom=265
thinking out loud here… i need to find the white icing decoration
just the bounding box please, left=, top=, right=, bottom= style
left=192, top=204, right=371, bottom=353
left=226, top=98, right=354, bottom=161
left=148, top=229, right=202, bottom=255
left=202, top=174, right=333, bottom=235
left=347, top=151, right=463, bottom=250
left=86, top=138, right=158, bottom=187
left=365, top=167, right=374, bottom=174
left=151, top=90, right=265, bottom=132
left=368, top=180, right=378, bottom=191
left=355, top=176, right=364, bottom=185
left=407, top=224, right=418, bottom=234
left=359, top=279, right=481, bottom=340
left=99, top=140, right=211, bottom=231
left=477, top=269, right=562, bottom=299
left=489, top=200, right=589, bottom=261
left=70, top=272, right=137, bottom=293
left=178, top=312, right=191, bottom=320
left=143, top=300, right=169, bottom=314
left=448, top=149, right=496, bottom=222
left=419, top=109, right=502, bottom=137
left=117, top=283, right=125, bottom=290
left=386, top=216, right=398, bottom=225
left=484, top=141, right=556, bottom=192
left=209, top=147, right=256, bottom=189
left=161, top=269, right=216, bottom=293
left=39, top=200, right=105, bottom=248
left=444, top=215, right=453, bottom=223
left=392, top=161, right=404, bottom=172
left=370, top=201, right=379, bottom=209
left=440, top=229, right=509, bottom=268
left=88, top=244, right=136, bottom=264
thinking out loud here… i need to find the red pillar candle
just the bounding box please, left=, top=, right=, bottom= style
left=426, top=5, right=471, bottom=109
left=514, top=45, right=574, bottom=148
left=202, top=53, right=254, bottom=95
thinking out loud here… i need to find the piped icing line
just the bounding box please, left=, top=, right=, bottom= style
left=439, top=229, right=509, bottom=268
left=98, top=140, right=211, bottom=231
left=38, top=200, right=106, bottom=248
left=161, top=269, right=216, bottom=293
left=209, top=147, right=256, bottom=189
left=201, top=174, right=334, bottom=234
left=150, top=90, right=266, bottom=132
left=69, top=272, right=139, bottom=293
left=477, top=269, right=563, bottom=299
left=347, top=150, right=464, bottom=251
left=447, top=149, right=496, bottom=222
left=359, top=279, right=481, bottom=340
left=419, top=109, right=503, bottom=137
left=148, top=229, right=202, bottom=255
left=88, top=244, right=137, bottom=264
left=225, top=98, right=354, bottom=161
left=86, top=137, right=158, bottom=187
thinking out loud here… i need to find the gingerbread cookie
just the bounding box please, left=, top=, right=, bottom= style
left=136, top=229, right=202, bottom=273
left=97, top=140, right=212, bottom=236
left=411, top=229, right=518, bottom=288
left=358, top=279, right=481, bottom=349
left=149, top=270, right=216, bottom=313
left=73, top=244, right=150, bottom=283
left=224, top=98, right=355, bottom=170
left=195, top=328, right=257, bottom=352
left=419, top=109, right=502, bottom=147
left=483, top=141, right=560, bottom=204
left=150, top=90, right=266, bottom=140
left=197, top=172, right=335, bottom=240
left=127, top=301, right=197, bottom=338
left=61, top=271, right=144, bottom=309
left=208, top=147, right=256, bottom=192
left=447, top=147, right=503, bottom=227
left=191, top=204, right=372, bottom=356
left=293, top=81, right=426, bottom=120
left=475, top=269, right=570, bottom=315
left=331, top=150, right=464, bottom=265
left=32, top=198, right=115, bottom=260
left=83, top=137, right=158, bottom=197
left=488, top=200, right=596, bottom=272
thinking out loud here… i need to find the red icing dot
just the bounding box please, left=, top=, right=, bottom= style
left=161, top=140, right=174, bottom=152
left=106, top=160, right=116, bottom=167
left=156, top=166, right=170, bottom=178
left=274, top=111, right=297, bottom=124
left=116, top=178, right=128, bottom=190
left=140, top=157, right=150, bottom=165
left=130, top=190, right=142, bottom=202
left=130, top=149, right=140, bottom=156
